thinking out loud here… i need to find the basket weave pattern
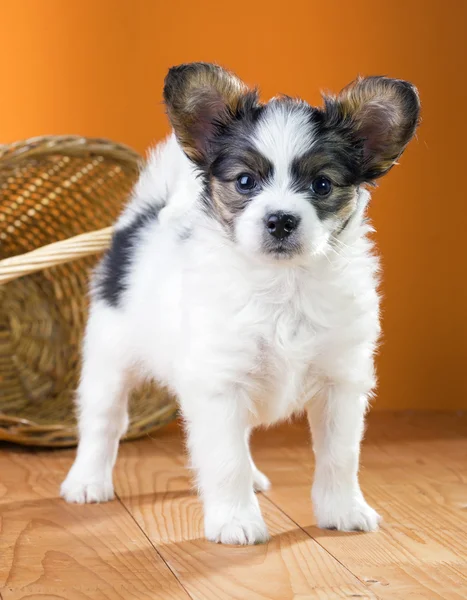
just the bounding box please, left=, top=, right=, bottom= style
left=0, top=136, right=177, bottom=447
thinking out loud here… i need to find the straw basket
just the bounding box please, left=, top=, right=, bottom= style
left=0, top=136, right=177, bottom=447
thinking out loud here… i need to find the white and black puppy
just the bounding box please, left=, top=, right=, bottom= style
left=61, top=63, right=420, bottom=545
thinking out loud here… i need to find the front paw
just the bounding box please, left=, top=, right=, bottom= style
left=61, top=468, right=115, bottom=504
left=313, top=489, right=381, bottom=532
left=204, top=503, right=270, bottom=545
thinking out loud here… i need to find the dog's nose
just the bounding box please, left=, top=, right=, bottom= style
left=265, top=212, right=300, bottom=240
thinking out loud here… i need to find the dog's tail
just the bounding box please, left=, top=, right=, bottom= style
left=116, top=133, right=191, bottom=228
left=135, top=133, right=188, bottom=203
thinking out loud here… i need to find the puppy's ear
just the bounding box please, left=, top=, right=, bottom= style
left=163, top=62, right=254, bottom=164
left=324, top=76, right=420, bottom=181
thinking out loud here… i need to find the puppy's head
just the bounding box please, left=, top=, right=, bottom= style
left=164, top=63, right=420, bottom=260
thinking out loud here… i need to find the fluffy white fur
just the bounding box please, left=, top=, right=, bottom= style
left=61, top=114, right=382, bottom=544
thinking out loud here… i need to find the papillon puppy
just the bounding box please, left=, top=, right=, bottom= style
left=61, top=62, right=420, bottom=545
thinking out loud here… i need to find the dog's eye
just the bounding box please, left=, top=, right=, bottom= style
left=236, top=173, right=257, bottom=194
left=311, top=176, right=332, bottom=196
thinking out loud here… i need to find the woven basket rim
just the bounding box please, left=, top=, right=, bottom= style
left=0, top=134, right=142, bottom=169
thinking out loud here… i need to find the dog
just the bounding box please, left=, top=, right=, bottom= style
left=61, top=62, right=420, bottom=545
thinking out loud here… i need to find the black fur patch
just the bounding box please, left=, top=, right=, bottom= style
left=208, top=92, right=266, bottom=173
left=201, top=97, right=268, bottom=224
left=286, top=107, right=361, bottom=221
left=211, top=144, right=274, bottom=184
left=95, top=205, right=161, bottom=307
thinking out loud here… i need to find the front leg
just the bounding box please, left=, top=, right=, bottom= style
left=307, top=388, right=381, bottom=532
left=181, top=389, right=269, bottom=545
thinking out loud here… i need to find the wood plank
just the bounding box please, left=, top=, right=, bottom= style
left=114, top=424, right=377, bottom=600
left=250, top=413, right=467, bottom=600
left=1, top=413, right=465, bottom=599
left=0, top=445, right=191, bottom=600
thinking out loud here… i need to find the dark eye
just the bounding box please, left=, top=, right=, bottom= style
left=311, top=176, right=332, bottom=196
left=236, top=173, right=257, bottom=194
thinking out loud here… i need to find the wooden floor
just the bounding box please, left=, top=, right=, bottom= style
left=1, top=412, right=466, bottom=600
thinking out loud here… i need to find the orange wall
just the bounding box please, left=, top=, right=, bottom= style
left=1, top=0, right=466, bottom=410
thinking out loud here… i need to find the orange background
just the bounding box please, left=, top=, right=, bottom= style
left=1, top=0, right=466, bottom=410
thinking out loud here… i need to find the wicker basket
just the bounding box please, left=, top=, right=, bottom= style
left=0, top=136, right=177, bottom=447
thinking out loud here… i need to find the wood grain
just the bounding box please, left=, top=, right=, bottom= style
left=1, top=413, right=466, bottom=599
left=114, top=424, right=375, bottom=600
left=251, top=413, right=467, bottom=600
left=0, top=445, right=190, bottom=600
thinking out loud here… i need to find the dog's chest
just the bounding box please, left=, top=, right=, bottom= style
left=248, top=291, right=327, bottom=425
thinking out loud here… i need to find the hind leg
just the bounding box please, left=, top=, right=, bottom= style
left=251, top=458, right=271, bottom=493
left=246, top=429, right=271, bottom=493
left=61, top=306, right=132, bottom=503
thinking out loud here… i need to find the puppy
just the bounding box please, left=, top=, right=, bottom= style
left=61, top=62, right=420, bottom=545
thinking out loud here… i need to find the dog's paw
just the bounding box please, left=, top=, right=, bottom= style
left=61, top=472, right=115, bottom=504
left=252, top=467, right=271, bottom=493
left=205, top=505, right=270, bottom=545
left=313, top=491, right=381, bottom=532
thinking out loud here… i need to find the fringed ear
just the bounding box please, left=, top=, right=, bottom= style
left=324, top=76, right=420, bottom=181
left=163, top=62, right=255, bottom=164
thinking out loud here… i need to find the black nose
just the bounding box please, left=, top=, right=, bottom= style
left=265, top=212, right=300, bottom=240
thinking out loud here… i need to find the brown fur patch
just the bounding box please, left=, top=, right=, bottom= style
left=208, top=145, right=273, bottom=231
left=210, top=177, right=249, bottom=229
left=326, top=76, right=420, bottom=179
left=163, top=63, right=249, bottom=163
